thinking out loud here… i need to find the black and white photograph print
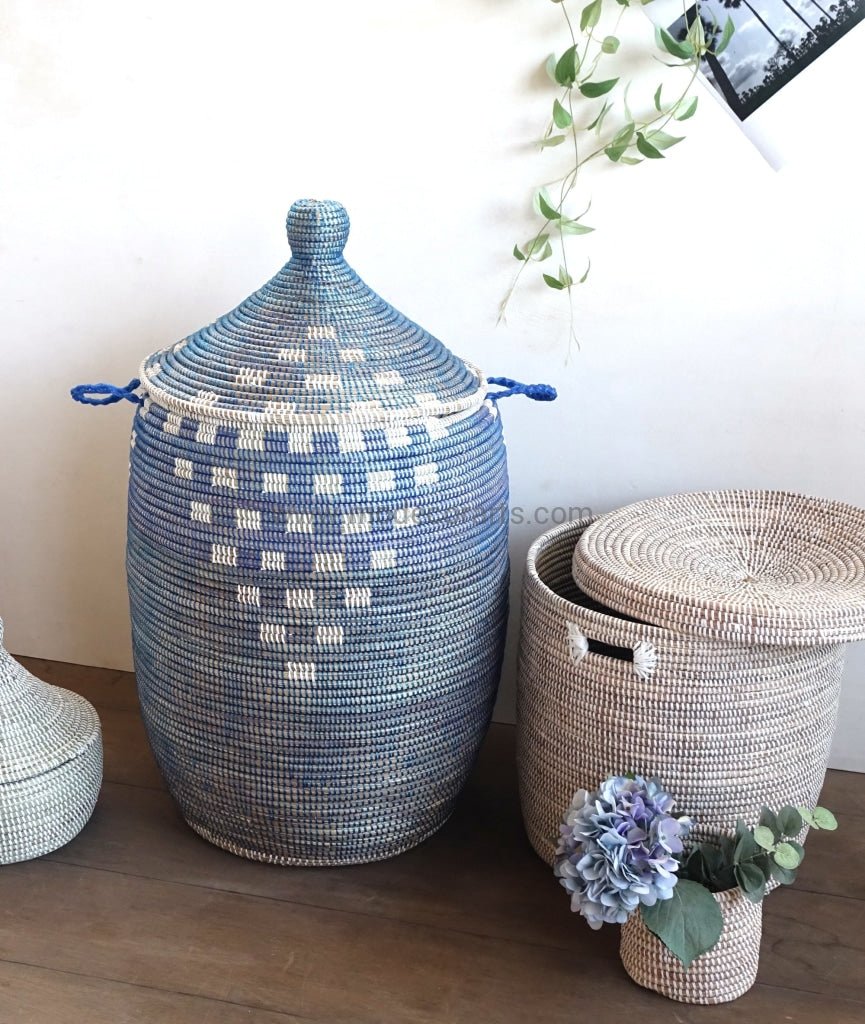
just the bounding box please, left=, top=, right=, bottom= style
left=669, top=0, right=864, bottom=119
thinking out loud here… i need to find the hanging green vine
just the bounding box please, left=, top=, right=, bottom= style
left=500, top=0, right=734, bottom=343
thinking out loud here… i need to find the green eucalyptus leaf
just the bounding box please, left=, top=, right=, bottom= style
left=635, top=132, right=664, bottom=159
left=543, top=273, right=565, bottom=290
left=770, top=861, right=796, bottom=886
left=797, top=807, right=817, bottom=827
left=655, top=25, right=695, bottom=59
left=812, top=807, right=838, bottom=831
left=580, top=0, right=603, bottom=31
left=540, top=133, right=567, bottom=148
left=555, top=45, right=580, bottom=87
left=640, top=880, right=723, bottom=969
left=735, top=861, right=767, bottom=895
left=760, top=807, right=782, bottom=841
left=553, top=99, right=573, bottom=129
left=753, top=826, right=776, bottom=851
left=715, top=15, right=735, bottom=54
left=579, top=78, right=619, bottom=98
left=777, top=806, right=804, bottom=837
left=674, top=96, right=699, bottom=121
left=734, top=828, right=759, bottom=865
left=773, top=842, right=802, bottom=870
left=653, top=83, right=663, bottom=111
left=787, top=840, right=805, bottom=862
left=537, top=194, right=561, bottom=221
left=513, top=244, right=526, bottom=262
left=602, top=35, right=621, bottom=53
left=584, top=99, right=610, bottom=131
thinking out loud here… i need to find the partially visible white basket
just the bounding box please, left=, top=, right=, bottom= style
left=516, top=519, right=842, bottom=865
left=0, top=619, right=103, bottom=863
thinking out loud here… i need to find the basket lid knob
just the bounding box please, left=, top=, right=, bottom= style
left=286, top=199, right=350, bottom=259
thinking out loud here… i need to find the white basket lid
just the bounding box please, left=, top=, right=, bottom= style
left=0, top=620, right=101, bottom=783
left=571, top=490, right=865, bottom=646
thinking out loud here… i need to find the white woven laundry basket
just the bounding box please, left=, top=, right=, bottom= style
left=0, top=619, right=103, bottom=863
left=516, top=518, right=844, bottom=865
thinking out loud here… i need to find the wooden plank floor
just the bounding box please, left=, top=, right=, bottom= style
left=2, top=659, right=863, bottom=1023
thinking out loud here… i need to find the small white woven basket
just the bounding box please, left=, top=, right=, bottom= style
left=0, top=620, right=103, bottom=863
left=620, top=887, right=762, bottom=1004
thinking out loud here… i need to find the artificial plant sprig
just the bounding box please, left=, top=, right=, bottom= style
left=556, top=778, right=837, bottom=970
left=501, top=0, right=734, bottom=345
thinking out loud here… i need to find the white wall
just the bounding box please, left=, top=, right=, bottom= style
left=1, top=0, right=863, bottom=770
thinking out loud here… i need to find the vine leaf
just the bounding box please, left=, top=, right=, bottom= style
left=674, top=96, right=698, bottom=121
left=560, top=218, right=595, bottom=235
left=540, top=134, right=567, bottom=147
left=580, top=0, right=603, bottom=31
left=653, top=83, right=663, bottom=111
left=636, top=132, right=664, bottom=159
left=602, top=35, right=620, bottom=53
left=555, top=45, right=580, bottom=87
left=553, top=99, right=573, bottom=129
left=715, top=16, right=735, bottom=55
left=645, top=128, right=684, bottom=150
left=579, top=77, right=619, bottom=98
left=604, top=121, right=635, bottom=162
left=655, top=25, right=695, bottom=60
left=585, top=99, right=612, bottom=133
left=537, top=193, right=561, bottom=221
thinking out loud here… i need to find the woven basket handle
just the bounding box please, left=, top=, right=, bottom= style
left=70, top=380, right=144, bottom=407
left=566, top=621, right=658, bottom=681
left=486, top=378, right=557, bottom=403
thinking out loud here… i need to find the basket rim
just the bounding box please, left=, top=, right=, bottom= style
left=138, top=360, right=490, bottom=428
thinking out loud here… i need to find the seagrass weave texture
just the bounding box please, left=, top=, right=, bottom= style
left=516, top=520, right=843, bottom=866
left=128, top=199, right=512, bottom=866
left=572, top=490, right=865, bottom=646
left=0, top=620, right=103, bottom=864
left=619, top=887, right=762, bottom=1004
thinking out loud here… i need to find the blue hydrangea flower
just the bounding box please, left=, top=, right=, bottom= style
left=554, top=775, right=691, bottom=930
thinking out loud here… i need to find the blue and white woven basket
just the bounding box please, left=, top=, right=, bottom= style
left=74, top=199, right=554, bottom=865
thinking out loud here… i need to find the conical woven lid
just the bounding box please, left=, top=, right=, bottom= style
left=571, top=490, right=865, bottom=646
left=139, top=199, right=484, bottom=426
left=0, top=621, right=101, bottom=784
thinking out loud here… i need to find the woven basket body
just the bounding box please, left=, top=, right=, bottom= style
left=620, top=888, right=762, bottom=1004
left=0, top=621, right=103, bottom=863
left=127, top=200, right=511, bottom=865
left=517, top=520, right=843, bottom=865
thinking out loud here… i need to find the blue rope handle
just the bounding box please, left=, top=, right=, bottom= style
left=486, top=377, right=557, bottom=403
left=70, top=379, right=144, bottom=407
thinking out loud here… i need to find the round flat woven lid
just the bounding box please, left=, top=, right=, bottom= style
left=0, top=623, right=100, bottom=783
left=140, top=199, right=483, bottom=426
left=571, top=490, right=865, bottom=646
